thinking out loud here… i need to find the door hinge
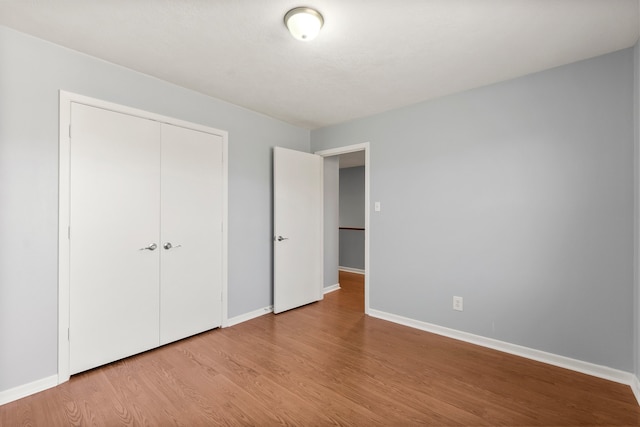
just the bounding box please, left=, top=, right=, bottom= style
left=68, top=226, right=71, bottom=240
left=68, top=124, right=72, bottom=139
left=67, top=327, right=70, bottom=341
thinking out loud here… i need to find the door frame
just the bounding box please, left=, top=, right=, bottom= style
left=58, top=91, right=228, bottom=383
left=315, top=143, right=370, bottom=314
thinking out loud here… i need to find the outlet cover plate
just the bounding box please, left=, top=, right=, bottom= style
left=453, top=296, right=463, bottom=311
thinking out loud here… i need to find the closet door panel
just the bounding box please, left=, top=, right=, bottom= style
left=160, top=124, right=223, bottom=344
left=69, top=103, right=161, bottom=374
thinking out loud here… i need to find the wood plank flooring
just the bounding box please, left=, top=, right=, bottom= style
left=2, top=270, right=639, bottom=426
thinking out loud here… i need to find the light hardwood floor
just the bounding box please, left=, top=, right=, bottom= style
left=2, top=271, right=639, bottom=426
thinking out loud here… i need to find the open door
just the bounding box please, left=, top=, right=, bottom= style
left=273, top=147, right=323, bottom=314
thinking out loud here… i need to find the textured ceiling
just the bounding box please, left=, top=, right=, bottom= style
left=0, top=1, right=638, bottom=129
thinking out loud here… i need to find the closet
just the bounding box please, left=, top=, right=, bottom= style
left=68, top=102, right=223, bottom=375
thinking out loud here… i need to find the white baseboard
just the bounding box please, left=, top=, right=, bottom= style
left=338, top=266, right=365, bottom=275
left=323, top=284, right=341, bottom=294
left=0, top=375, right=58, bottom=406
left=368, top=308, right=635, bottom=387
left=225, top=305, right=273, bottom=327
left=632, top=375, right=640, bottom=406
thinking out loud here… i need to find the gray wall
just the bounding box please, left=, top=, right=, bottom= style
left=339, top=230, right=365, bottom=270
left=339, top=166, right=365, bottom=227
left=635, top=41, right=640, bottom=381
left=339, top=166, right=365, bottom=270
left=312, top=49, right=635, bottom=371
left=0, top=26, right=309, bottom=393
left=323, top=157, right=339, bottom=287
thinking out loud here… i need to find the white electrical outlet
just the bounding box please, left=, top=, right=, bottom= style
left=453, top=296, right=463, bottom=311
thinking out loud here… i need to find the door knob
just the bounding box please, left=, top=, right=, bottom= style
left=276, top=236, right=289, bottom=242
left=140, top=243, right=157, bottom=251
left=163, top=242, right=182, bottom=250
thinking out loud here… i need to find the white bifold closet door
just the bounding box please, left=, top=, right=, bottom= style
left=69, top=103, right=222, bottom=375
left=160, top=124, right=222, bottom=345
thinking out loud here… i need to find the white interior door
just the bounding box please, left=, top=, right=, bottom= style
left=69, top=103, right=160, bottom=374
left=160, top=124, right=223, bottom=344
left=273, top=147, right=323, bottom=314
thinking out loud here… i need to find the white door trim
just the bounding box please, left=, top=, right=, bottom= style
left=314, top=143, right=370, bottom=315
left=58, top=91, right=229, bottom=383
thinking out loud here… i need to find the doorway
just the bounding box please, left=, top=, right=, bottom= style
left=315, top=143, right=370, bottom=314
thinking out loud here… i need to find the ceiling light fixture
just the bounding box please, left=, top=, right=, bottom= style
left=284, top=7, right=324, bottom=41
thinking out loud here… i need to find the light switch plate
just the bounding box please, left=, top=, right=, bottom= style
left=374, top=202, right=381, bottom=212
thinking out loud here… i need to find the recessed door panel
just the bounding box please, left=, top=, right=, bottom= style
left=160, top=124, right=223, bottom=344
left=69, top=103, right=160, bottom=374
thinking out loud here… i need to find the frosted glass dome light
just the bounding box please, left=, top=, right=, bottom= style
left=284, top=7, right=324, bottom=41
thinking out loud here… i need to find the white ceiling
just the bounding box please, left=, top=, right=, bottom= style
left=339, top=151, right=366, bottom=169
left=0, top=1, right=638, bottom=129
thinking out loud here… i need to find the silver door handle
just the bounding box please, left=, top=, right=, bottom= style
left=140, top=243, right=157, bottom=251
left=276, top=236, right=289, bottom=242
left=163, top=242, right=182, bottom=250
